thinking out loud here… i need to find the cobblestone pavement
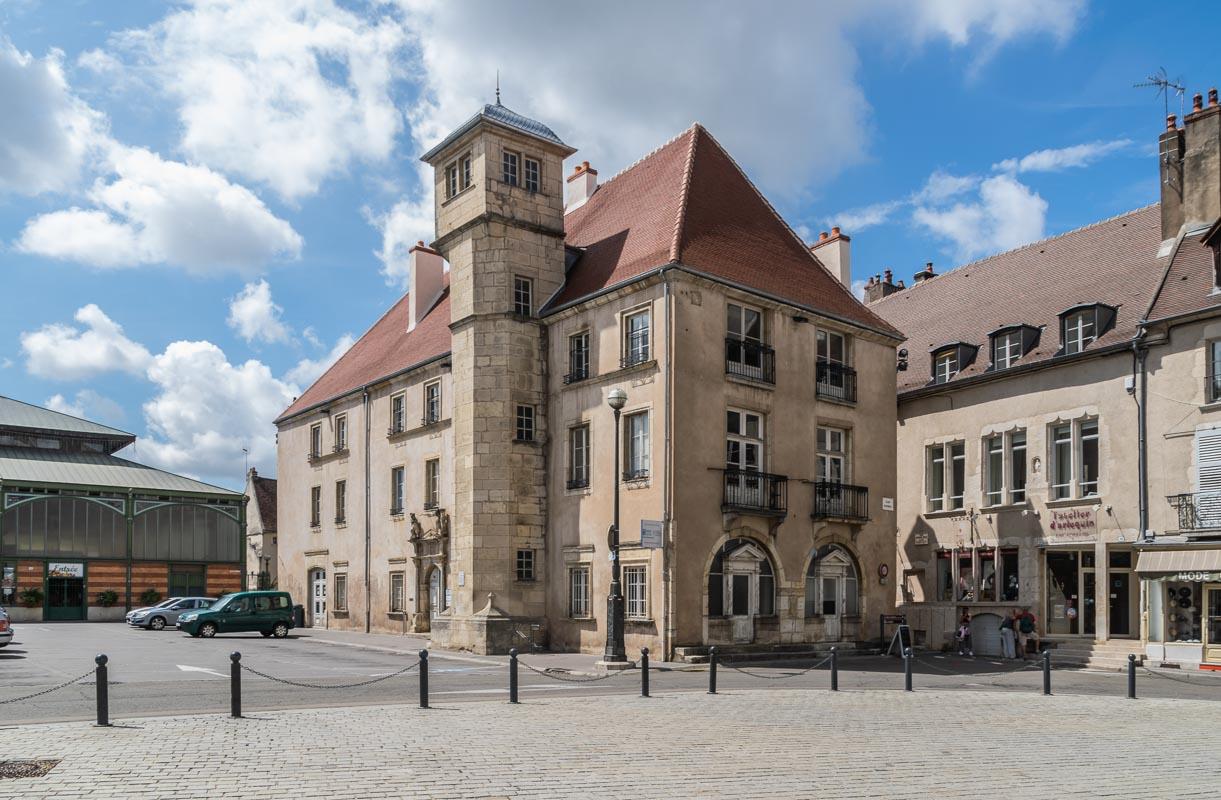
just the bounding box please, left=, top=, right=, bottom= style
left=2, top=688, right=1219, bottom=799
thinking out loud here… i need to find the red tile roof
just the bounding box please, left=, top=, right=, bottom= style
left=251, top=473, right=277, bottom=531
left=552, top=124, right=902, bottom=338
left=1145, top=232, right=1218, bottom=322
left=870, top=205, right=1168, bottom=394
left=276, top=291, right=451, bottom=422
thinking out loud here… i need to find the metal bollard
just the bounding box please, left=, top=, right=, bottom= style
left=419, top=649, right=429, bottom=709
left=903, top=647, right=913, bottom=692
left=1042, top=650, right=1051, bottom=696
left=641, top=648, right=650, bottom=698
left=508, top=648, right=519, bottom=705
left=230, top=652, right=242, bottom=718
left=708, top=646, right=718, bottom=695
left=94, top=654, right=110, bottom=727
left=1127, top=654, right=1136, bottom=699
left=830, top=646, right=838, bottom=692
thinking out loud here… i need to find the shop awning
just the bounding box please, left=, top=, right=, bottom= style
left=1135, top=548, right=1221, bottom=576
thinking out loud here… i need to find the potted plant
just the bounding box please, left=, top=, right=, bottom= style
left=97, top=589, right=119, bottom=608
left=18, top=587, right=43, bottom=608
left=139, top=588, right=162, bottom=606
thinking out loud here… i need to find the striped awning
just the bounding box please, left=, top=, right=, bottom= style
left=1134, top=548, right=1221, bottom=576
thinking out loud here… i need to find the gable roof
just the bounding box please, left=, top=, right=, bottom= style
left=250, top=472, right=278, bottom=531
left=870, top=205, right=1167, bottom=394
left=1145, top=229, right=1218, bottom=323
left=276, top=290, right=452, bottom=422
left=0, top=447, right=239, bottom=496
left=0, top=395, right=135, bottom=449
left=549, top=124, right=902, bottom=339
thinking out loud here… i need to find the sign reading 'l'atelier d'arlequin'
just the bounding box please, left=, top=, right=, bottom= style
left=1046, top=507, right=1098, bottom=541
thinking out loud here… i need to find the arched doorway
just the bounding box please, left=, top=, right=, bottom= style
left=708, top=538, right=776, bottom=644
left=805, top=546, right=858, bottom=641
left=309, top=567, right=327, bottom=627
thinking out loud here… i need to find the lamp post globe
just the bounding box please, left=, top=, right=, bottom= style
left=603, top=386, right=628, bottom=663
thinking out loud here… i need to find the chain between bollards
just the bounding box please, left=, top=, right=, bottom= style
left=230, top=652, right=242, bottom=718
left=708, top=646, right=718, bottom=694
left=1127, top=654, right=1136, bottom=699
left=508, top=648, right=519, bottom=704
left=903, top=647, right=913, bottom=692
left=94, top=654, right=110, bottom=727
left=1042, top=649, right=1051, bottom=696
left=830, top=646, right=838, bottom=692
left=419, top=649, right=429, bottom=708
left=640, top=648, right=650, bottom=697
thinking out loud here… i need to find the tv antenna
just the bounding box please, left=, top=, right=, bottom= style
left=1135, top=68, right=1186, bottom=120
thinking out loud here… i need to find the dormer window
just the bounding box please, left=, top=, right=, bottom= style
left=989, top=325, right=1040, bottom=371
left=931, top=343, right=977, bottom=385
left=1059, top=304, right=1117, bottom=355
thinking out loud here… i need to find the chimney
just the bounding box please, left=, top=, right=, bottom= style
left=408, top=241, right=445, bottom=332
left=864, top=268, right=901, bottom=303
left=565, top=161, right=598, bottom=212
left=1168, top=85, right=1221, bottom=240
left=913, top=262, right=936, bottom=284
left=810, top=226, right=852, bottom=289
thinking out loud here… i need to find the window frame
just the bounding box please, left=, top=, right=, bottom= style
left=310, top=485, right=321, bottom=528
left=515, top=549, right=535, bottom=582
left=389, top=572, right=405, bottom=613
left=569, top=566, right=591, bottom=618
left=622, top=308, right=651, bottom=367
left=1049, top=418, right=1101, bottom=500
left=513, top=275, right=533, bottom=316
left=991, top=330, right=1023, bottom=370
left=816, top=426, right=847, bottom=484
left=335, top=479, right=347, bottom=523
left=567, top=330, right=590, bottom=382
left=423, top=380, right=442, bottom=425
left=933, top=349, right=959, bottom=384
left=502, top=149, right=520, bottom=187
left=334, top=414, right=348, bottom=452
left=515, top=405, right=535, bottom=443
left=1208, top=340, right=1221, bottom=403
left=817, top=329, right=848, bottom=366
left=568, top=423, right=591, bottom=489
left=390, top=466, right=405, bottom=515
left=390, top=392, right=406, bottom=434
left=445, top=162, right=459, bottom=199
left=309, top=424, right=322, bottom=458
left=725, top=408, right=765, bottom=474
left=926, top=440, right=966, bottom=512
left=523, top=156, right=540, bottom=193
left=1063, top=310, right=1095, bottom=355
left=424, top=458, right=440, bottom=509
left=624, top=565, right=648, bottom=619
left=624, top=410, right=651, bottom=480
left=333, top=573, right=348, bottom=611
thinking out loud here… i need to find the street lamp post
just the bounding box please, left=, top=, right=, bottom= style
left=603, top=387, right=628, bottom=663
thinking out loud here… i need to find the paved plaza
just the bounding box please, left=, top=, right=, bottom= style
left=2, top=687, right=1220, bottom=799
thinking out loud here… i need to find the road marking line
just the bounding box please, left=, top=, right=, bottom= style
left=175, top=664, right=228, bottom=678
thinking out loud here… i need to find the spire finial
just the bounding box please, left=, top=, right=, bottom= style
left=495, top=69, right=501, bottom=105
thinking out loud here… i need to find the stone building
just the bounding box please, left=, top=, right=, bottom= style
left=0, top=395, right=244, bottom=622
left=275, top=103, right=902, bottom=656
left=244, top=468, right=277, bottom=589
left=872, top=89, right=1221, bottom=669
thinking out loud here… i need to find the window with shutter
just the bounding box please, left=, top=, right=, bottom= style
left=1196, top=429, right=1221, bottom=528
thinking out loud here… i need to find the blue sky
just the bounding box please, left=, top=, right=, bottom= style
left=1, top=0, right=1217, bottom=489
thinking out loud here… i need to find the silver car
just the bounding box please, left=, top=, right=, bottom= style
left=0, top=607, right=12, bottom=648
left=128, top=597, right=215, bottom=631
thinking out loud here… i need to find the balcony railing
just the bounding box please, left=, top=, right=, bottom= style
left=623, top=468, right=650, bottom=483
left=812, top=481, right=869, bottom=522
left=621, top=331, right=650, bottom=368
left=721, top=469, right=788, bottom=516
left=1168, top=492, right=1221, bottom=531
left=566, top=477, right=589, bottom=490
left=725, top=338, right=775, bottom=384
left=816, top=361, right=857, bottom=404
left=563, top=365, right=589, bottom=384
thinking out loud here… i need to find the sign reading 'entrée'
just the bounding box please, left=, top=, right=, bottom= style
left=1047, top=507, right=1097, bottom=539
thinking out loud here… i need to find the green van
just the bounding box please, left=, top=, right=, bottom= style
left=176, top=590, right=295, bottom=638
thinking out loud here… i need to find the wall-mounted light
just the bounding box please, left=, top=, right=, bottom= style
left=897, top=348, right=909, bottom=372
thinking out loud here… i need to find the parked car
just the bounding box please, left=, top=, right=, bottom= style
left=0, top=607, right=12, bottom=648
left=177, top=591, right=295, bottom=638
left=128, top=597, right=215, bottom=630
left=125, top=597, right=183, bottom=625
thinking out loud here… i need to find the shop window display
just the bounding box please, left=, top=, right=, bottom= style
left=1164, top=582, right=1202, bottom=643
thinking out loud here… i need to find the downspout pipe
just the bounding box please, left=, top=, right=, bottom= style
left=662, top=272, right=675, bottom=661
left=1132, top=330, right=1150, bottom=542
left=364, top=389, right=372, bottom=633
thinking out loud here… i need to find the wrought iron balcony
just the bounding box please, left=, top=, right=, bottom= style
left=623, top=468, right=650, bottom=483
left=563, top=365, right=589, bottom=384
left=566, top=477, right=589, bottom=490
left=423, top=500, right=439, bottom=511
left=1167, top=492, right=1221, bottom=531
left=722, top=469, right=788, bottom=516
left=812, top=481, right=869, bottom=522
left=816, top=361, right=857, bottom=404
left=725, top=338, right=776, bottom=384
left=621, top=331, right=651, bottom=368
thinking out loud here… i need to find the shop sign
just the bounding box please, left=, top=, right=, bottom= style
left=48, top=562, right=84, bottom=578
left=1047, top=508, right=1096, bottom=540
left=640, top=520, right=663, bottom=549
left=914, top=531, right=929, bottom=546
left=1174, top=571, right=1221, bottom=582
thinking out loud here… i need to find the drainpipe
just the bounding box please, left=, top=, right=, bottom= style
left=662, top=271, right=676, bottom=661
left=363, top=389, right=372, bottom=633
left=1132, top=331, right=1150, bottom=542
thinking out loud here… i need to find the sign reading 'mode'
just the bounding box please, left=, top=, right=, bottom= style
left=1046, top=507, right=1097, bottom=541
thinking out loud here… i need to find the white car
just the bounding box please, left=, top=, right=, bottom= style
left=0, top=607, right=13, bottom=648
left=128, top=597, right=214, bottom=630
left=126, top=597, right=184, bottom=626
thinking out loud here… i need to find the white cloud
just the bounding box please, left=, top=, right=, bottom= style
left=851, top=278, right=869, bottom=301
left=914, top=173, right=1048, bottom=260
left=993, top=139, right=1134, bottom=174
left=826, top=200, right=906, bottom=233
left=138, top=340, right=297, bottom=486
left=46, top=389, right=126, bottom=426
left=0, top=37, right=105, bottom=194
left=915, top=171, right=980, bottom=204
left=17, top=145, right=303, bottom=272
left=369, top=194, right=434, bottom=287
left=20, top=304, right=153, bottom=380
left=901, top=0, right=1085, bottom=47
left=116, top=0, right=408, bottom=200
left=285, top=333, right=356, bottom=387
left=228, top=279, right=291, bottom=343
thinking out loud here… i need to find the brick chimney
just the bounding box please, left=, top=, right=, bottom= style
left=565, top=161, right=598, bottom=212
left=913, top=262, right=936, bottom=284
left=1161, top=86, right=1221, bottom=240
left=408, top=241, right=445, bottom=332
left=810, top=226, right=852, bottom=288
left=865, top=269, right=903, bottom=303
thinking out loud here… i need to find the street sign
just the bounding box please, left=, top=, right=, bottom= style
left=640, top=520, right=663, bottom=549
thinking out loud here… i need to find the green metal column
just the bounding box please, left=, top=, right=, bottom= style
left=125, top=490, right=134, bottom=612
